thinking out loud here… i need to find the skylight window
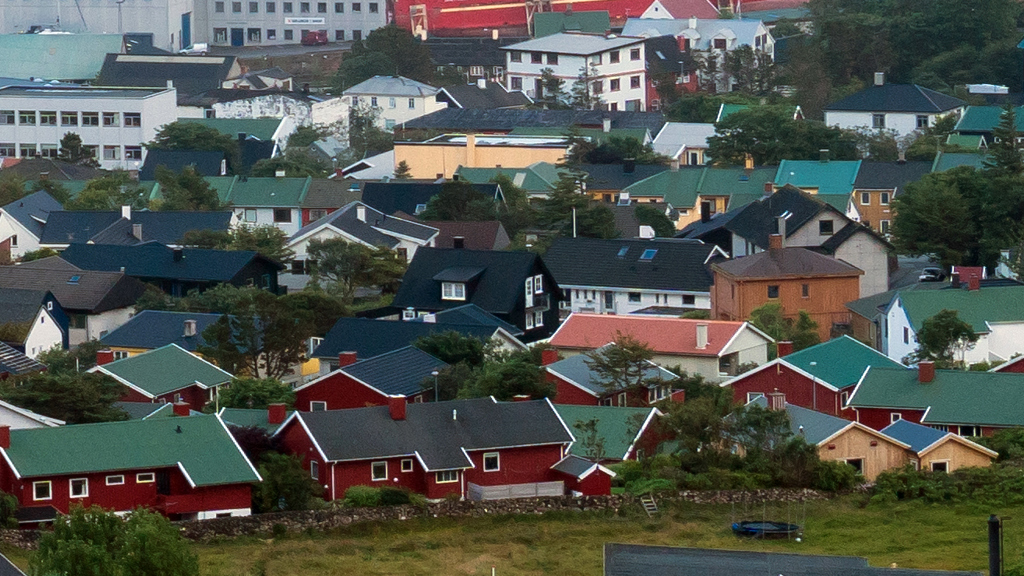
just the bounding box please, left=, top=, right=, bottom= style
left=640, top=249, right=658, bottom=261
left=617, top=246, right=629, bottom=258
left=67, top=275, right=80, bottom=285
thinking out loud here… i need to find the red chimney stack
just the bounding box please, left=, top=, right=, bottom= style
left=96, top=350, right=115, bottom=366
left=172, top=402, right=190, bottom=417
left=768, top=234, right=783, bottom=251
left=0, top=425, right=10, bottom=449
left=968, top=274, right=981, bottom=291
left=918, top=361, right=935, bottom=383
left=268, top=403, right=287, bottom=424
left=338, top=352, right=358, bottom=368
left=776, top=341, right=793, bottom=357
left=388, top=395, right=407, bottom=420
left=541, top=348, right=560, bottom=366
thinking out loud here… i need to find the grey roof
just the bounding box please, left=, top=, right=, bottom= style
left=621, top=18, right=767, bottom=50
left=114, top=401, right=174, bottom=420
left=0, top=258, right=146, bottom=313
left=424, top=37, right=527, bottom=68
left=604, top=544, right=983, bottom=576
left=712, top=246, right=864, bottom=278
left=361, top=182, right=502, bottom=217
left=880, top=418, right=947, bottom=453
left=1, top=191, right=62, bottom=240
left=293, top=398, right=573, bottom=469
left=503, top=33, right=645, bottom=55
left=652, top=123, right=715, bottom=158
left=39, top=210, right=233, bottom=246
left=0, top=288, right=47, bottom=326
left=343, top=75, right=439, bottom=97
left=100, top=310, right=225, bottom=352
left=551, top=454, right=600, bottom=478
left=0, top=341, right=45, bottom=376
left=439, top=82, right=532, bottom=109
left=749, top=397, right=849, bottom=446
left=313, top=317, right=515, bottom=360
left=340, top=346, right=448, bottom=397
left=607, top=203, right=679, bottom=238
left=401, top=108, right=667, bottom=133
left=0, top=86, right=166, bottom=99
left=544, top=237, right=719, bottom=292
left=409, top=303, right=523, bottom=336
left=291, top=201, right=438, bottom=247
left=59, top=243, right=283, bottom=282
left=303, top=179, right=364, bottom=209
left=825, top=83, right=966, bottom=113
left=854, top=161, right=932, bottom=191
left=580, top=164, right=667, bottom=191
left=547, top=346, right=676, bottom=395
left=97, top=53, right=240, bottom=96
left=0, top=158, right=105, bottom=181
left=0, top=551, right=25, bottom=576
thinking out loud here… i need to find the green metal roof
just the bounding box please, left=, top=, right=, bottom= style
left=930, top=151, right=988, bottom=172
left=716, top=104, right=750, bottom=122
left=849, top=366, right=1024, bottom=427
left=623, top=168, right=704, bottom=207
left=621, top=165, right=776, bottom=208
left=455, top=163, right=563, bottom=193
left=784, top=335, right=904, bottom=389
left=509, top=126, right=650, bottom=144
left=554, top=404, right=656, bottom=460
left=0, top=34, right=124, bottom=81
left=219, top=408, right=292, bottom=433
left=95, top=344, right=233, bottom=398
left=178, top=118, right=282, bottom=141
left=953, top=106, right=1024, bottom=133
left=945, top=134, right=985, bottom=149
left=221, top=176, right=311, bottom=207
left=774, top=159, right=862, bottom=196
left=532, top=10, right=611, bottom=37
left=4, top=414, right=259, bottom=485
left=698, top=166, right=776, bottom=197
left=893, top=285, right=1024, bottom=333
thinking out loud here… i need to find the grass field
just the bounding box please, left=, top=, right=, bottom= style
left=4, top=497, right=1021, bottom=575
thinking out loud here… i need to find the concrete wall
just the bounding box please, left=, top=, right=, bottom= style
left=832, top=231, right=889, bottom=297
left=723, top=327, right=769, bottom=368
left=235, top=207, right=302, bottom=236
left=71, top=307, right=136, bottom=346
left=212, top=95, right=313, bottom=126
left=825, top=110, right=961, bottom=139
left=393, top=140, right=567, bottom=179
left=342, top=96, right=446, bottom=131
left=0, top=1, right=187, bottom=51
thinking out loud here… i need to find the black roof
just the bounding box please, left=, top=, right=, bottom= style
left=292, top=398, right=572, bottom=469
left=1, top=191, right=62, bottom=240
left=401, top=108, right=667, bottom=133
left=139, top=150, right=225, bottom=181
left=360, top=182, right=501, bottom=216
left=424, top=37, right=527, bottom=68
left=39, top=210, right=233, bottom=246
left=392, top=247, right=552, bottom=316
left=0, top=287, right=48, bottom=326
left=645, top=35, right=693, bottom=75
left=338, top=346, right=447, bottom=396
left=0, top=158, right=105, bottom=181
left=0, top=258, right=147, bottom=313
left=0, top=341, right=45, bottom=377
left=853, top=161, right=932, bottom=192
left=408, top=303, right=523, bottom=335
left=313, top=316, right=516, bottom=359
left=291, top=201, right=438, bottom=246
left=438, top=82, right=532, bottom=109
left=97, top=53, right=240, bottom=96
left=544, top=237, right=719, bottom=292
left=604, top=544, right=982, bottom=576
left=825, top=83, right=966, bottom=113
left=580, top=164, right=667, bottom=191
left=100, top=310, right=224, bottom=352
left=59, top=243, right=284, bottom=282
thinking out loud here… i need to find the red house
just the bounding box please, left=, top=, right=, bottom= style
left=994, top=355, right=1024, bottom=373
left=275, top=397, right=614, bottom=500
left=544, top=347, right=684, bottom=407
left=294, top=347, right=447, bottom=411
left=91, top=344, right=233, bottom=412
left=0, top=415, right=260, bottom=525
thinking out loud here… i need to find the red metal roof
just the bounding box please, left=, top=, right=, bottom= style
left=549, top=313, right=751, bottom=357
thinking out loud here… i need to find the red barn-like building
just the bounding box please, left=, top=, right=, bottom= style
left=91, top=344, right=232, bottom=412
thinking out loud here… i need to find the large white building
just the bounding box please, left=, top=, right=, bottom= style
left=824, top=74, right=967, bottom=138
left=0, top=85, right=178, bottom=171
left=195, top=0, right=387, bottom=46
left=341, top=76, right=447, bottom=131
left=502, top=32, right=647, bottom=112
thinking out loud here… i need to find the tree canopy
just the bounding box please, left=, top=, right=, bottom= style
left=419, top=180, right=498, bottom=221
left=154, top=166, right=223, bottom=211
left=911, top=309, right=978, bottom=368
left=334, top=25, right=434, bottom=90
left=306, top=238, right=407, bottom=303
left=708, top=106, right=856, bottom=166
left=147, top=122, right=240, bottom=172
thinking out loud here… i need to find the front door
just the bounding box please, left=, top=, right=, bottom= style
left=230, top=28, right=244, bottom=46
left=156, top=471, right=171, bottom=495
left=603, top=291, right=614, bottom=312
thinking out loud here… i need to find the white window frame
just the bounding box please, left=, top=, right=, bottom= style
left=244, top=209, right=257, bottom=223
left=136, top=472, right=155, bottom=483
left=401, top=458, right=414, bottom=472
left=890, top=413, right=902, bottom=423
left=746, top=392, right=764, bottom=403
left=371, top=461, right=387, bottom=481
left=310, top=460, right=319, bottom=480
left=525, top=313, right=535, bottom=330
left=442, top=282, right=466, bottom=301
left=402, top=309, right=416, bottom=320
left=436, top=470, right=458, bottom=483
left=930, top=460, right=949, bottom=472
left=310, top=401, right=327, bottom=411
left=483, top=452, right=500, bottom=472
left=533, top=311, right=544, bottom=328
left=70, top=478, right=88, bottom=498
left=879, top=192, right=890, bottom=205
left=33, top=481, right=52, bottom=501
left=106, top=475, right=125, bottom=486
left=617, top=392, right=627, bottom=407
left=533, top=274, right=543, bottom=294
left=860, top=191, right=871, bottom=205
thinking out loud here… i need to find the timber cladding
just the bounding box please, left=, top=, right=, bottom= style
left=817, top=425, right=910, bottom=481
left=919, top=440, right=994, bottom=473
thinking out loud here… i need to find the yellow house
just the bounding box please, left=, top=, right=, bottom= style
left=393, top=134, right=569, bottom=179
left=881, top=419, right=997, bottom=473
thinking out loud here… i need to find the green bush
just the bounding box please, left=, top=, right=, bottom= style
left=871, top=464, right=1024, bottom=507
left=608, top=460, right=644, bottom=487
left=625, top=478, right=676, bottom=494
left=680, top=468, right=772, bottom=491
left=343, top=486, right=381, bottom=507
left=812, top=460, right=862, bottom=492
left=379, top=487, right=412, bottom=506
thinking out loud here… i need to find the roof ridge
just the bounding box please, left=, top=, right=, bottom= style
left=914, top=84, right=942, bottom=113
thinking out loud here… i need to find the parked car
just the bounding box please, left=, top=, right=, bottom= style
left=179, top=43, right=209, bottom=55
left=919, top=267, right=946, bottom=282
left=301, top=31, right=328, bottom=46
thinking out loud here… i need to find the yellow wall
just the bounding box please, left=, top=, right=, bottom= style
left=107, top=347, right=151, bottom=358
left=394, top=138, right=568, bottom=179
left=817, top=426, right=911, bottom=481
left=919, top=440, right=993, bottom=472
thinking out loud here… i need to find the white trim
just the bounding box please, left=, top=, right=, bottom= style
left=843, top=365, right=874, bottom=407
left=370, top=461, right=387, bottom=482
left=136, top=472, right=155, bottom=483
left=991, top=355, right=1024, bottom=372
left=0, top=448, right=22, bottom=480
left=105, top=474, right=125, bottom=486
left=32, top=480, right=51, bottom=501
left=929, top=459, right=950, bottom=472
left=435, top=469, right=459, bottom=483
left=69, top=477, right=89, bottom=498
left=482, top=452, right=500, bottom=472
left=623, top=407, right=661, bottom=460
left=718, top=322, right=775, bottom=356
left=917, top=433, right=999, bottom=459
left=176, top=461, right=197, bottom=489
left=545, top=366, right=600, bottom=398
left=216, top=414, right=263, bottom=482
left=293, top=413, right=331, bottom=462
left=817, top=421, right=911, bottom=450
left=547, top=396, right=577, bottom=444
left=400, top=458, right=414, bottom=472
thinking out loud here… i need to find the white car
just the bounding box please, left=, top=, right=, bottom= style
left=179, top=43, right=209, bottom=55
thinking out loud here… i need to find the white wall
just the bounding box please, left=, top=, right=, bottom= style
left=985, top=323, right=1024, bottom=362
left=564, top=286, right=709, bottom=315
left=724, top=327, right=770, bottom=367
left=311, top=97, right=349, bottom=128
left=0, top=405, right=55, bottom=429
left=342, top=96, right=446, bottom=131
left=25, top=308, right=63, bottom=358
left=0, top=212, right=39, bottom=259
left=0, top=0, right=188, bottom=50
left=884, top=299, right=916, bottom=363
left=825, top=110, right=961, bottom=139
left=235, top=207, right=302, bottom=236
left=212, top=95, right=312, bottom=126
left=198, top=0, right=387, bottom=46
left=506, top=43, right=647, bottom=111
left=833, top=232, right=888, bottom=297
left=73, top=307, right=136, bottom=346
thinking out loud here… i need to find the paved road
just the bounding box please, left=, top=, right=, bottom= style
left=209, top=42, right=352, bottom=58
left=891, top=255, right=934, bottom=289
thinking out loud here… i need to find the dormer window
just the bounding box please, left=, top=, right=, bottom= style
left=442, top=282, right=466, bottom=301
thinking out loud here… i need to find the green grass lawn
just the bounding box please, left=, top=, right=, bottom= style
left=5, top=497, right=1021, bottom=575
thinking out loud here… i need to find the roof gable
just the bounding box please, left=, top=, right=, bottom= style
left=100, top=310, right=224, bottom=352
left=548, top=346, right=677, bottom=396
left=896, top=285, right=1024, bottom=332
left=92, top=344, right=233, bottom=397
left=39, top=210, right=233, bottom=246
left=712, top=246, right=863, bottom=279
left=339, top=346, right=448, bottom=397
left=290, top=200, right=438, bottom=246
left=782, top=336, right=904, bottom=388
left=0, top=258, right=147, bottom=313
left=881, top=418, right=996, bottom=458
left=553, top=404, right=658, bottom=460
left=1, top=191, right=62, bottom=239
left=550, top=313, right=762, bottom=357
left=59, top=243, right=280, bottom=281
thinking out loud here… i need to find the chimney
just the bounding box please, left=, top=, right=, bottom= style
left=951, top=272, right=961, bottom=289
left=388, top=396, right=407, bottom=420
left=696, top=323, right=708, bottom=349
left=477, top=78, right=487, bottom=90
left=452, top=236, right=465, bottom=249
left=166, top=79, right=174, bottom=89
left=121, top=205, right=131, bottom=220
left=898, top=150, right=906, bottom=164
left=132, top=223, right=143, bottom=241
left=688, top=15, right=697, bottom=29
left=768, top=233, right=783, bottom=251
left=700, top=202, right=711, bottom=223
left=603, top=117, right=612, bottom=133
left=96, top=349, right=115, bottom=365
left=512, top=394, right=531, bottom=402
left=918, top=361, right=935, bottom=383
left=874, top=72, right=885, bottom=86
left=990, top=515, right=1003, bottom=576
left=338, top=352, right=358, bottom=367
left=541, top=348, right=559, bottom=366
left=173, top=248, right=183, bottom=262
left=183, top=319, right=197, bottom=337
left=275, top=169, right=286, bottom=178
left=968, top=274, right=981, bottom=291
left=671, top=158, right=680, bottom=171
left=237, top=132, right=247, bottom=143
left=819, top=149, right=829, bottom=163
left=776, top=215, right=787, bottom=239
left=268, top=403, right=287, bottom=425
left=744, top=153, right=754, bottom=170
left=491, top=29, right=499, bottom=40
left=0, top=426, right=8, bottom=449
left=356, top=204, right=366, bottom=222
left=776, top=341, right=793, bottom=357
left=173, top=402, right=190, bottom=417
left=623, top=160, right=635, bottom=174
left=466, top=133, right=477, bottom=165
left=767, top=389, right=785, bottom=410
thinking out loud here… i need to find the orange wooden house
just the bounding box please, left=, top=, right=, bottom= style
left=710, top=235, right=863, bottom=340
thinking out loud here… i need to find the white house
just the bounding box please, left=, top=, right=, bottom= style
left=0, top=85, right=178, bottom=171
left=0, top=190, right=62, bottom=261
left=824, top=74, right=967, bottom=138
left=651, top=122, right=715, bottom=165
left=502, top=32, right=648, bottom=112
left=0, top=396, right=63, bottom=428
left=341, top=76, right=448, bottom=131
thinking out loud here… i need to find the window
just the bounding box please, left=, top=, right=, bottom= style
left=273, top=208, right=292, bottom=222
left=845, top=458, right=864, bottom=473
left=310, top=401, right=327, bottom=411
left=511, top=77, right=523, bottom=90
left=483, top=452, right=500, bottom=471
left=267, top=1, right=276, bottom=10
left=283, top=1, right=292, bottom=11
left=916, top=115, right=929, bottom=129
left=102, top=112, right=119, bottom=127
left=630, top=48, right=641, bottom=60
left=244, top=208, right=257, bottom=223
left=436, top=470, right=458, bottom=483
left=525, top=313, right=535, bottom=330
left=70, top=478, right=88, bottom=498
left=335, top=1, right=343, bottom=10
left=959, top=425, right=980, bottom=437
left=19, top=111, right=35, bottom=125
left=267, top=29, right=277, bottom=40
left=610, top=78, right=620, bottom=92
left=713, top=38, right=727, bottom=50
left=682, top=294, right=695, bottom=305
left=767, top=285, right=780, bottom=299
left=510, top=51, right=522, bottom=63
left=106, top=475, right=125, bottom=486
left=385, top=119, right=396, bottom=130
left=9, top=235, right=16, bottom=248
left=591, top=54, right=602, bottom=65
left=617, top=392, right=627, bottom=407
left=371, top=461, right=387, bottom=481
left=300, top=1, right=310, bottom=10
left=0, top=111, right=12, bottom=124
left=442, top=282, right=466, bottom=300
left=903, top=327, right=909, bottom=344
left=80, top=112, right=99, bottom=127
left=370, top=97, right=378, bottom=107
left=533, top=274, right=543, bottom=294
left=351, top=2, right=359, bottom=10
left=470, top=65, right=484, bottom=76
left=335, top=30, right=344, bottom=40
left=931, top=424, right=949, bottom=432
left=33, top=481, right=51, bottom=501
left=547, top=53, right=558, bottom=65
left=819, top=220, right=834, bottom=236
left=872, top=114, right=885, bottom=129
left=214, top=28, right=228, bottom=42
left=248, top=28, right=261, bottom=42
left=318, top=1, right=327, bottom=10
left=19, top=144, right=37, bottom=158
left=401, top=459, right=414, bottom=472
left=388, top=97, right=396, bottom=109
left=137, top=473, right=155, bottom=483
left=860, top=192, right=870, bottom=205
left=890, top=412, right=902, bottom=423
left=284, top=30, right=293, bottom=40
left=801, top=283, right=809, bottom=298
left=840, top=391, right=849, bottom=406
left=249, top=1, right=258, bottom=10
left=369, top=2, right=378, bottom=11
left=233, top=1, right=242, bottom=10
left=103, top=146, right=120, bottom=160
left=533, top=311, right=544, bottom=328
left=117, top=112, right=140, bottom=128
left=879, top=192, right=890, bottom=205
left=628, top=292, right=641, bottom=303
left=409, top=98, right=416, bottom=109
left=640, top=248, right=657, bottom=260
left=39, top=144, right=57, bottom=159
left=215, top=1, right=225, bottom=10
left=609, top=50, right=620, bottom=64
left=930, top=461, right=948, bottom=473
left=112, top=350, right=128, bottom=360
left=630, top=75, right=641, bottom=89
left=531, top=52, right=543, bottom=64
left=648, top=385, right=669, bottom=403
left=39, top=111, right=56, bottom=125
left=310, top=460, right=319, bottom=480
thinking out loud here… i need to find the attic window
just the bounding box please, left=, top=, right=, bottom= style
left=415, top=203, right=427, bottom=214
left=617, top=246, right=629, bottom=258
left=442, top=282, right=466, bottom=301
left=639, top=249, right=658, bottom=261
left=67, top=275, right=81, bottom=285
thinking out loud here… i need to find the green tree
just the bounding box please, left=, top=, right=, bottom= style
left=984, top=103, right=1023, bottom=176
left=334, top=25, right=434, bottom=89
left=345, top=105, right=394, bottom=161
left=575, top=204, right=618, bottom=239
left=393, top=160, right=413, bottom=179
left=17, top=247, right=59, bottom=263
left=536, top=68, right=568, bottom=109
left=748, top=302, right=820, bottom=354
left=251, top=453, right=323, bottom=513
left=584, top=335, right=658, bottom=395
left=0, top=174, right=25, bottom=207
left=155, top=166, right=223, bottom=211
left=584, top=136, right=668, bottom=165
left=36, top=341, right=107, bottom=376
left=723, top=45, right=781, bottom=96
left=419, top=180, right=497, bottom=221
left=844, top=127, right=900, bottom=161
left=30, top=178, right=71, bottom=205
left=180, top=224, right=295, bottom=263
left=413, top=330, right=486, bottom=367
left=250, top=149, right=330, bottom=178
left=217, top=377, right=295, bottom=409
left=57, top=132, right=100, bottom=167
left=1, top=371, right=128, bottom=424
left=708, top=106, right=856, bottom=165
left=569, top=64, right=603, bottom=110
left=463, top=351, right=551, bottom=400
left=912, top=309, right=978, bottom=368
left=573, top=418, right=606, bottom=460
left=66, top=172, right=148, bottom=210
left=492, top=173, right=538, bottom=239
left=634, top=204, right=676, bottom=237
left=148, top=122, right=240, bottom=172
left=306, top=238, right=407, bottom=303
left=280, top=290, right=350, bottom=335
left=287, top=125, right=324, bottom=148
left=665, top=93, right=760, bottom=123
left=118, top=509, right=201, bottom=576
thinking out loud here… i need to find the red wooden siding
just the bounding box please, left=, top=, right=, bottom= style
left=726, top=363, right=845, bottom=416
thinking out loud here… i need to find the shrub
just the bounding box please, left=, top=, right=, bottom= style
left=608, top=460, right=644, bottom=487
left=680, top=468, right=772, bottom=491
left=343, top=486, right=381, bottom=507
left=871, top=464, right=1024, bottom=507
left=625, top=478, right=676, bottom=494
left=379, top=487, right=412, bottom=506
left=812, top=460, right=862, bottom=492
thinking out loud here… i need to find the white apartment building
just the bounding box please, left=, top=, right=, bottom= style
left=0, top=86, right=178, bottom=171
left=341, top=76, right=447, bottom=131
left=502, top=32, right=647, bottom=112
left=196, top=0, right=387, bottom=46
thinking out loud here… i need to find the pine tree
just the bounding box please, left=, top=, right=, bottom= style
left=984, top=103, right=1023, bottom=175
left=393, top=160, right=412, bottom=179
